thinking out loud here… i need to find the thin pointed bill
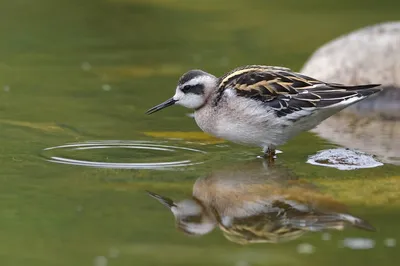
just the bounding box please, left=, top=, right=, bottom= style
left=146, top=190, right=176, bottom=208
left=145, top=98, right=176, bottom=114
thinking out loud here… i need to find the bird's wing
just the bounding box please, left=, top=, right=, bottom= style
left=219, top=213, right=304, bottom=244
left=216, top=198, right=309, bottom=244
left=215, top=65, right=381, bottom=120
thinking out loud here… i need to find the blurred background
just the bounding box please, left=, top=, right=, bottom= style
left=0, top=0, right=399, bottom=265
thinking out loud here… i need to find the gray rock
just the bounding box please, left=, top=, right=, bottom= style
left=301, top=21, right=400, bottom=119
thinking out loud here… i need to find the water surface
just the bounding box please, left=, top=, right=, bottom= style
left=0, top=0, right=400, bottom=265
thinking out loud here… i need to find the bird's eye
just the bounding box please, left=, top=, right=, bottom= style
left=181, top=85, right=191, bottom=92
left=180, top=84, right=204, bottom=94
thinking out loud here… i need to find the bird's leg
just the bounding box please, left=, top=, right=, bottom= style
left=262, top=146, right=276, bottom=164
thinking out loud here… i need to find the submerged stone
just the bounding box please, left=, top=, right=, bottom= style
left=307, top=148, right=383, bottom=170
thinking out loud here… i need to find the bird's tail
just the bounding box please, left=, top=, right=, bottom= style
left=313, top=83, right=383, bottom=109
left=289, top=212, right=376, bottom=232
left=338, top=213, right=376, bottom=232
left=330, top=83, right=383, bottom=97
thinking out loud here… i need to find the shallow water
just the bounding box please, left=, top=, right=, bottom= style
left=1, top=0, right=400, bottom=265
left=42, top=140, right=208, bottom=169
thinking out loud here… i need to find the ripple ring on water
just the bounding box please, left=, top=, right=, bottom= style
left=41, top=140, right=207, bottom=170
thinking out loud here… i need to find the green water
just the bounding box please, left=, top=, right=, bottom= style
left=1, top=0, right=400, bottom=265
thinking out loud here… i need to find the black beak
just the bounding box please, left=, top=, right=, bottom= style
left=146, top=190, right=176, bottom=209
left=145, top=98, right=176, bottom=115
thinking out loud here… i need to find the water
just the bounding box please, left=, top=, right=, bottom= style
left=42, top=140, right=208, bottom=169
left=0, top=0, right=400, bottom=265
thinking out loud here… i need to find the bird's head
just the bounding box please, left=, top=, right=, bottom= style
left=146, top=70, right=217, bottom=114
left=146, top=190, right=216, bottom=236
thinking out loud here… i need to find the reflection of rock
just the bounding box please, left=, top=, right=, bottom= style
left=310, top=112, right=400, bottom=165
left=301, top=21, right=400, bottom=119
left=147, top=161, right=375, bottom=245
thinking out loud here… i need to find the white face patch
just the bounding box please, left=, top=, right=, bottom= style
left=173, top=85, right=205, bottom=109
left=177, top=199, right=203, bottom=216
left=184, top=221, right=215, bottom=235
left=172, top=89, right=185, bottom=101
left=171, top=73, right=217, bottom=109
left=173, top=199, right=216, bottom=235
left=176, top=94, right=205, bottom=109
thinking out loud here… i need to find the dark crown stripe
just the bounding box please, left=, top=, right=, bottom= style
left=178, top=69, right=207, bottom=85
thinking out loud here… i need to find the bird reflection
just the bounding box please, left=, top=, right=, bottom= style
left=147, top=161, right=375, bottom=244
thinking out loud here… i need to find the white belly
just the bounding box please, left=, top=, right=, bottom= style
left=194, top=98, right=288, bottom=148
left=214, top=117, right=277, bottom=147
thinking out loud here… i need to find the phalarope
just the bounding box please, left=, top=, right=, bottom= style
left=146, top=162, right=375, bottom=244
left=146, top=65, right=382, bottom=159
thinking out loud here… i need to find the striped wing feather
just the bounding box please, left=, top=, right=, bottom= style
left=218, top=198, right=375, bottom=244
left=216, top=65, right=381, bottom=118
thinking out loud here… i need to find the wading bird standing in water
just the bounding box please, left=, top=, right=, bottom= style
left=146, top=65, right=381, bottom=161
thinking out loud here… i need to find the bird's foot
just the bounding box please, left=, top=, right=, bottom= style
left=262, top=148, right=276, bottom=165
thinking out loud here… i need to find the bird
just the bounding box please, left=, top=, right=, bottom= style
left=146, top=161, right=375, bottom=244
left=145, top=65, right=382, bottom=160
